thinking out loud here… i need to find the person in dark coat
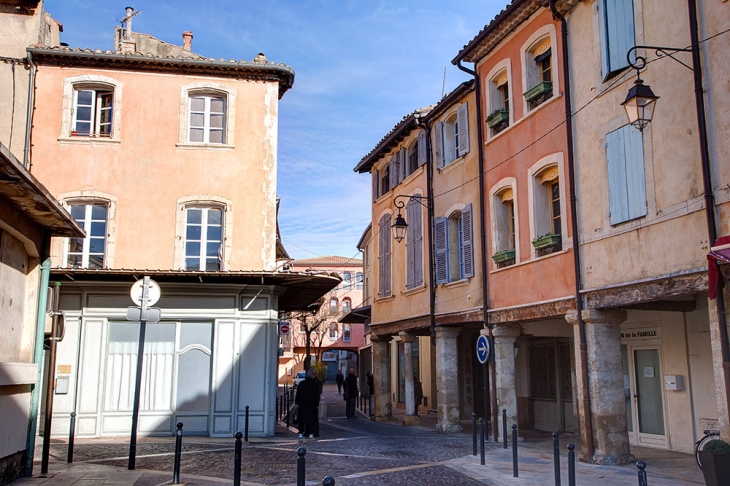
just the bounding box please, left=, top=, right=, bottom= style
left=367, top=371, right=374, bottom=396
left=344, top=368, right=358, bottom=419
left=335, top=369, right=344, bottom=394
left=294, top=369, right=320, bottom=438
left=312, top=373, right=323, bottom=437
left=413, top=374, right=423, bottom=416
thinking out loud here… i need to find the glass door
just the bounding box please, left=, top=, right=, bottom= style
left=622, top=345, right=667, bottom=449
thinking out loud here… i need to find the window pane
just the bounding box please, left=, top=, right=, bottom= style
left=179, top=322, right=212, bottom=350
left=185, top=258, right=200, bottom=270
left=88, top=255, right=104, bottom=268
left=206, top=242, right=220, bottom=257
left=76, top=90, right=93, bottom=105
left=176, top=349, right=211, bottom=411
left=76, top=107, right=92, bottom=122
left=68, top=255, right=82, bottom=267
left=74, top=122, right=91, bottom=135
left=190, top=97, right=205, bottom=111
left=189, top=128, right=204, bottom=142
left=208, top=130, right=224, bottom=144
left=190, top=113, right=205, bottom=127
left=207, top=224, right=222, bottom=241
left=185, top=242, right=200, bottom=257
left=89, top=238, right=105, bottom=254
left=210, top=98, right=225, bottom=113
left=205, top=259, right=220, bottom=271
left=90, top=221, right=106, bottom=237
left=209, top=114, right=224, bottom=129
left=91, top=204, right=107, bottom=219
left=69, top=238, right=84, bottom=252
left=208, top=209, right=222, bottom=225
left=70, top=205, right=85, bottom=219
left=186, top=225, right=201, bottom=240
left=187, top=209, right=202, bottom=224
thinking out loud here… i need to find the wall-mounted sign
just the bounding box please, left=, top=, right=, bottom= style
left=620, top=328, right=661, bottom=341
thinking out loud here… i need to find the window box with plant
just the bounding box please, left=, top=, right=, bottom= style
left=487, top=109, right=509, bottom=128
left=492, top=248, right=515, bottom=264
left=698, top=438, right=730, bottom=486
left=532, top=233, right=561, bottom=250
left=523, top=81, right=553, bottom=103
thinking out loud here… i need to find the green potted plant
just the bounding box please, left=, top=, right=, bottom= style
left=532, top=233, right=561, bottom=250
left=492, top=248, right=515, bottom=264
left=487, top=108, right=509, bottom=128
left=699, top=439, right=730, bottom=486
left=523, top=81, right=553, bottom=103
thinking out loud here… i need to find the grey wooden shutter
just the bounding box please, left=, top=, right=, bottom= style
left=457, top=103, right=470, bottom=156
left=400, top=148, right=407, bottom=179
left=405, top=201, right=415, bottom=289
left=418, top=129, right=427, bottom=167
left=461, top=203, right=474, bottom=278
left=599, top=0, right=635, bottom=78
left=383, top=214, right=392, bottom=296
left=378, top=215, right=387, bottom=296
left=414, top=201, right=423, bottom=286
left=389, top=156, right=397, bottom=191
left=435, top=122, right=445, bottom=169
left=434, top=217, right=449, bottom=284
left=372, top=169, right=379, bottom=201
left=606, top=125, right=646, bottom=225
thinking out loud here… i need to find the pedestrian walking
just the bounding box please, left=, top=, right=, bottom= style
left=413, top=374, right=423, bottom=416
left=344, top=367, right=358, bottom=419
left=313, top=372, right=323, bottom=437
left=294, top=369, right=320, bottom=438
left=335, top=369, right=344, bottom=394
left=367, top=371, right=374, bottom=396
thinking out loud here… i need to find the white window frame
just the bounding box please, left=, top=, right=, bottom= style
left=60, top=75, right=122, bottom=143
left=490, top=178, right=520, bottom=266
left=485, top=60, right=513, bottom=138
left=343, top=324, right=351, bottom=342
left=65, top=202, right=108, bottom=269
left=174, top=196, right=233, bottom=271
left=527, top=154, right=568, bottom=259
left=520, top=25, right=559, bottom=114
left=178, top=83, right=236, bottom=149
left=188, top=94, right=226, bottom=144
left=183, top=206, right=224, bottom=271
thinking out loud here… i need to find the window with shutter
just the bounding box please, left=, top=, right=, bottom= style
left=418, top=130, right=428, bottom=167
left=372, top=169, right=379, bottom=201
left=461, top=204, right=474, bottom=278
left=598, top=0, right=635, bottom=79
left=389, top=156, right=398, bottom=190
left=406, top=204, right=415, bottom=290
left=457, top=103, right=470, bottom=157
left=434, top=217, right=449, bottom=284
left=400, top=148, right=407, bottom=181
left=378, top=214, right=392, bottom=297
left=435, top=122, right=445, bottom=169
left=606, top=124, right=646, bottom=225
left=405, top=198, right=423, bottom=289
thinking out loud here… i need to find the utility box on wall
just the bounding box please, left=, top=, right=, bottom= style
left=664, top=375, right=683, bottom=391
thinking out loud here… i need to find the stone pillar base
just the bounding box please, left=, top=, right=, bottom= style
left=593, top=453, right=635, bottom=465
left=436, top=423, right=463, bottom=434
left=402, top=415, right=420, bottom=426
left=371, top=416, right=392, bottom=422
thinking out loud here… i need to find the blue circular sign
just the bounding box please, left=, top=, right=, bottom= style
left=476, top=334, right=490, bottom=364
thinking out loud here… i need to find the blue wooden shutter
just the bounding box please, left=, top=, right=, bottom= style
left=389, top=156, right=397, bottom=190
left=457, top=103, right=470, bottom=156
left=599, top=0, right=635, bottom=77
left=383, top=214, right=392, bottom=296
left=461, top=204, right=474, bottom=278
left=418, top=129, right=427, bottom=167
left=435, top=122, right=445, bottom=169
left=606, top=125, right=646, bottom=225
left=372, top=169, right=379, bottom=201
left=400, top=148, right=407, bottom=180
left=414, top=201, right=423, bottom=286
left=434, top=217, right=449, bottom=284
left=378, top=215, right=388, bottom=296
left=405, top=201, right=415, bottom=289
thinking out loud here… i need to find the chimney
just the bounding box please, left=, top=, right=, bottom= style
left=124, top=7, right=134, bottom=40
left=119, top=6, right=137, bottom=54
left=182, top=31, right=193, bottom=52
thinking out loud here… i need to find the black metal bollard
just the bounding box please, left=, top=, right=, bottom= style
left=553, top=432, right=561, bottom=486
left=502, top=409, right=507, bottom=449
left=472, top=413, right=477, bottom=456
left=245, top=406, right=250, bottom=442
left=278, top=394, right=282, bottom=420
left=67, top=412, right=76, bottom=463
left=322, top=476, right=335, bottom=486
left=512, top=424, right=518, bottom=478
left=297, top=446, right=306, bottom=486
left=637, top=460, right=647, bottom=486
left=479, top=418, right=485, bottom=466
left=286, top=392, right=290, bottom=429
left=173, top=422, right=183, bottom=484
left=234, top=432, right=242, bottom=486
left=567, top=444, right=575, bottom=486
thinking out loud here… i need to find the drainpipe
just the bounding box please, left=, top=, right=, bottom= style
left=454, top=60, right=498, bottom=440
left=547, top=0, right=595, bottom=462
left=415, top=115, right=437, bottom=344
left=23, top=50, right=36, bottom=170
left=25, top=232, right=51, bottom=477
left=687, top=0, right=730, bottom=425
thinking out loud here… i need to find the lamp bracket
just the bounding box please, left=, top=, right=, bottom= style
left=393, top=194, right=430, bottom=211
left=627, top=45, right=693, bottom=76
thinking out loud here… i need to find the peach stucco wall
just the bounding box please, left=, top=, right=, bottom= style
left=476, top=8, right=575, bottom=309
left=29, top=65, right=279, bottom=272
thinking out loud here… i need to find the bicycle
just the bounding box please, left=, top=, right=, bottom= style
left=695, top=429, right=721, bottom=469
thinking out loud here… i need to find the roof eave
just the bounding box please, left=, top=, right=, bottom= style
left=354, top=114, right=421, bottom=174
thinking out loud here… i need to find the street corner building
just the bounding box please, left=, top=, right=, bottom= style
left=0, top=6, right=340, bottom=445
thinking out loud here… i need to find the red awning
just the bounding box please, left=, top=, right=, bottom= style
left=708, top=236, right=730, bottom=299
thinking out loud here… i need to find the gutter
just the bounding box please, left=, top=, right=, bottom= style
left=23, top=51, right=36, bottom=169
left=547, top=0, right=595, bottom=462
left=453, top=59, right=497, bottom=440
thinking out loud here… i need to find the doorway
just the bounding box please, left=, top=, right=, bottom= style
left=621, top=344, right=667, bottom=448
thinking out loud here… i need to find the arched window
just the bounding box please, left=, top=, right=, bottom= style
left=67, top=202, right=108, bottom=268
left=342, top=297, right=352, bottom=314
left=355, top=272, right=363, bottom=290
left=329, top=297, right=339, bottom=315
left=188, top=93, right=226, bottom=143
left=343, top=324, right=351, bottom=342
left=343, top=272, right=352, bottom=290
left=184, top=206, right=223, bottom=271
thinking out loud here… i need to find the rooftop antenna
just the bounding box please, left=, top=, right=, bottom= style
left=120, top=7, right=141, bottom=40
left=441, top=67, right=447, bottom=99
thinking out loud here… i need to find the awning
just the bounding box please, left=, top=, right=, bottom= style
left=708, top=236, right=730, bottom=299
left=339, top=305, right=371, bottom=324
left=49, top=268, right=341, bottom=312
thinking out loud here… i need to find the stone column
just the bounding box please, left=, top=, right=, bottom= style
left=708, top=287, right=730, bottom=442
left=400, top=332, right=419, bottom=426
left=567, top=309, right=633, bottom=465
left=493, top=325, right=520, bottom=441
left=435, top=326, right=462, bottom=433
left=371, top=337, right=392, bottom=422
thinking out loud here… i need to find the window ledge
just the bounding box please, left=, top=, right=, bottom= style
left=401, top=284, right=427, bottom=296
left=176, top=142, right=235, bottom=151
left=58, top=136, right=120, bottom=145
left=437, top=155, right=467, bottom=174
left=443, top=278, right=469, bottom=289
left=375, top=294, right=395, bottom=303
left=486, top=92, right=563, bottom=146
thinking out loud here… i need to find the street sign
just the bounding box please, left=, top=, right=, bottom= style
left=279, top=322, right=290, bottom=335
left=126, top=306, right=161, bottom=323
left=130, top=278, right=161, bottom=306
left=476, top=334, right=490, bottom=364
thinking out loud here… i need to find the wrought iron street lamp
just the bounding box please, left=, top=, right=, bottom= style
left=391, top=194, right=429, bottom=243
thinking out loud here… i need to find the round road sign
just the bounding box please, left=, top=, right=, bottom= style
left=279, top=322, right=290, bottom=335
left=476, top=334, right=490, bottom=364
left=130, top=279, right=161, bottom=307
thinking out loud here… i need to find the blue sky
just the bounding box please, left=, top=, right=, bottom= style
left=46, top=0, right=505, bottom=260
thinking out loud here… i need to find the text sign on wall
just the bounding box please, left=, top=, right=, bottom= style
left=620, top=328, right=661, bottom=341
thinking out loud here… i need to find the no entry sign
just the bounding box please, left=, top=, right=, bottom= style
left=279, top=322, right=290, bottom=335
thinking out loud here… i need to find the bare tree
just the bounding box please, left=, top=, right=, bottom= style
left=285, top=291, right=344, bottom=370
